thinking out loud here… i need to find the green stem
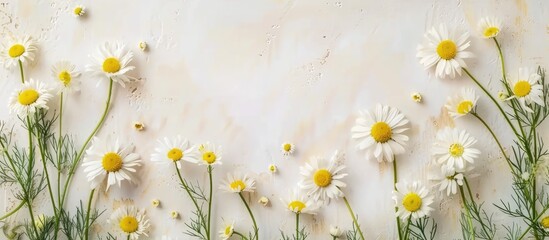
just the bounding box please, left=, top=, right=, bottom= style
left=0, top=201, right=24, bottom=221
left=84, top=189, right=95, bottom=240
left=18, top=60, right=24, bottom=83
left=342, top=196, right=365, bottom=240
left=295, top=213, right=300, bottom=240
left=126, top=235, right=130, bottom=240
left=393, top=159, right=402, bottom=240
left=464, top=178, right=491, bottom=237
left=36, top=119, right=58, bottom=215
left=518, top=204, right=549, bottom=240
left=24, top=113, right=39, bottom=237
left=238, top=192, right=258, bottom=239
left=174, top=163, right=208, bottom=236
left=26, top=197, right=39, bottom=237
left=403, top=218, right=411, bottom=240
left=233, top=231, right=249, bottom=240
left=207, top=165, right=213, bottom=240
left=54, top=93, right=63, bottom=238
left=459, top=186, right=475, bottom=240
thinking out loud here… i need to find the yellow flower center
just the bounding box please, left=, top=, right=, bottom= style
left=513, top=80, right=531, bottom=97
left=436, top=40, right=457, bottom=60
left=402, top=193, right=422, bottom=212
left=202, top=151, right=217, bottom=164
left=483, top=27, right=499, bottom=38
left=224, top=225, right=233, bottom=236
left=370, top=122, right=392, bottom=143
left=74, top=7, right=83, bottom=15
left=167, top=148, right=183, bottom=161
left=449, top=143, right=464, bottom=157
left=102, top=57, right=121, bottom=73
left=8, top=44, right=25, bottom=58
left=119, top=216, right=138, bottom=233
left=288, top=200, right=306, bottom=212
left=101, top=152, right=123, bottom=172
left=541, top=216, right=549, bottom=228
left=58, top=71, right=72, bottom=86
left=456, top=100, right=473, bottom=114
left=18, top=89, right=39, bottom=106
left=313, top=169, right=332, bottom=187
left=230, top=180, right=246, bottom=191
left=283, top=143, right=292, bottom=152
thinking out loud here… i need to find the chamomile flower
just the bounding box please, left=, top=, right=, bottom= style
left=281, top=189, right=318, bottom=214
left=416, top=24, right=474, bottom=79
left=411, top=92, right=422, bottom=103
left=0, top=36, right=37, bottom=69
left=393, top=181, right=434, bottom=220
left=478, top=17, right=502, bottom=39
left=219, top=221, right=234, bottom=240
left=330, top=225, right=344, bottom=238
left=432, top=164, right=464, bottom=196
left=73, top=5, right=85, bottom=17
left=281, top=142, right=295, bottom=156
left=351, top=104, right=409, bottom=162
left=507, top=68, right=544, bottom=113
left=8, top=79, right=53, bottom=118
left=197, top=142, right=222, bottom=166
left=258, top=196, right=270, bottom=206
left=445, top=88, right=478, bottom=118
left=51, top=61, right=80, bottom=93
left=82, top=137, right=142, bottom=191
left=151, top=199, right=160, bottom=208
left=432, top=128, right=480, bottom=170
left=541, top=216, right=549, bottom=231
left=110, top=206, right=150, bottom=240
left=170, top=211, right=179, bottom=219
left=268, top=164, right=277, bottom=173
left=86, top=42, right=136, bottom=87
left=299, top=151, right=347, bottom=202
left=498, top=91, right=509, bottom=101
left=151, top=136, right=199, bottom=169
left=220, top=172, right=256, bottom=193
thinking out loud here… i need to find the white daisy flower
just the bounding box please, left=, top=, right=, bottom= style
left=268, top=164, right=277, bottom=173
left=73, top=5, right=85, bottom=17
left=329, top=225, right=344, bottom=238
left=432, top=128, right=480, bottom=170
left=281, top=142, right=295, bottom=156
left=0, top=36, right=37, bottom=69
left=416, top=24, right=474, bottom=79
left=478, top=17, right=502, bottom=39
left=220, top=172, right=256, bottom=193
left=281, top=189, right=318, bottom=214
left=82, top=137, right=142, bottom=191
left=197, top=142, right=222, bottom=166
left=393, top=181, right=434, bottom=220
left=86, top=42, right=136, bottom=87
left=299, top=151, right=347, bottom=202
left=507, top=68, right=544, bottom=113
left=150, top=136, right=199, bottom=169
left=351, top=104, right=410, bottom=162
left=51, top=61, right=81, bottom=94
left=411, top=92, right=422, bottom=103
left=541, top=216, right=549, bottom=232
left=445, top=88, right=479, bottom=118
left=219, top=221, right=234, bottom=240
left=110, top=205, right=150, bottom=240
left=432, top=164, right=464, bottom=196
left=8, top=79, right=53, bottom=117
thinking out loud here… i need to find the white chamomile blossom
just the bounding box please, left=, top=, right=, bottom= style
left=416, top=24, right=474, bottom=79
left=197, top=142, right=222, bottom=166
left=8, top=79, right=53, bottom=117
left=445, top=88, right=478, bottom=118
left=82, top=137, right=142, bottom=191
left=507, top=68, right=544, bottom=113
left=268, top=164, right=277, bottom=173
left=432, top=164, right=464, bottom=196
left=432, top=127, right=480, bottom=170
left=73, top=5, right=85, bottom=17
left=330, top=225, right=344, bottom=238
left=51, top=61, right=80, bottom=93
left=393, top=181, right=434, bottom=220
left=110, top=206, right=150, bottom=240
left=219, top=221, right=234, bottom=240
left=151, top=136, right=199, bottom=169
left=478, top=17, right=502, bottom=39
left=220, top=172, right=256, bottom=193
left=87, top=42, right=136, bottom=87
left=351, top=104, right=409, bottom=162
left=299, top=151, right=347, bottom=202
left=1, top=36, right=37, bottom=69
left=541, top=216, right=549, bottom=232
left=281, top=189, right=318, bottom=214
left=281, top=142, right=295, bottom=156
left=411, top=92, right=422, bottom=103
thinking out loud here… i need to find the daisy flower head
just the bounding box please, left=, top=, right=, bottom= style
left=432, top=127, right=480, bottom=170
left=220, top=172, right=256, bottom=193
left=73, top=5, right=85, bottom=17
left=478, top=17, right=502, bottom=39
left=219, top=221, right=234, bottom=240
left=82, top=137, right=142, bottom=191
left=1, top=35, right=37, bottom=69
left=51, top=61, right=80, bottom=93
left=151, top=136, right=199, bottom=169
left=87, top=42, right=135, bottom=87
left=432, top=164, right=464, bottom=196
left=299, top=151, right=347, bottom=202
left=110, top=205, right=150, bottom=240
left=416, top=24, right=474, bottom=79
left=197, top=142, right=222, bottom=166
left=541, top=216, right=549, bottom=232
left=281, top=189, right=318, bottom=214
left=411, top=92, right=422, bottom=103
left=445, top=88, right=478, bottom=118
left=393, top=181, right=434, bottom=220
left=8, top=79, right=53, bottom=118
left=351, top=104, right=409, bottom=162
left=281, top=142, right=295, bottom=156
left=507, top=67, right=544, bottom=113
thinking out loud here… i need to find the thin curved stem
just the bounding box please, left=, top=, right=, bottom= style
left=239, top=192, right=258, bottom=239
left=403, top=218, right=412, bottom=240
left=342, top=196, right=365, bottom=240
left=26, top=198, right=39, bottom=237
left=295, top=213, right=300, bottom=240
left=174, top=163, right=208, bottom=236
left=54, top=93, right=63, bottom=238
left=84, top=189, right=95, bottom=240
left=0, top=201, right=24, bottom=221
left=207, top=165, right=213, bottom=240
left=36, top=120, right=58, bottom=214
left=393, top=159, right=402, bottom=240
left=18, top=60, right=24, bottom=83
left=233, top=231, right=249, bottom=240
left=459, top=186, right=475, bottom=240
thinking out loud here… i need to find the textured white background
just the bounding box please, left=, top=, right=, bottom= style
left=0, top=0, right=548, bottom=239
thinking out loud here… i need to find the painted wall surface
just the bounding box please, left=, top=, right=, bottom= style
left=0, top=0, right=546, bottom=239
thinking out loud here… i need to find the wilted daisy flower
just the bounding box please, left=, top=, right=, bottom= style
left=351, top=104, right=409, bottom=162
left=299, top=151, right=347, bottom=202
left=416, top=24, right=474, bottom=79
left=281, top=142, right=295, bottom=156
left=133, top=122, right=145, bottom=131
left=258, top=196, right=270, bottom=206
left=411, top=92, right=422, bottom=103
left=82, top=137, right=142, bottom=191
left=393, top=181, right=434, bottom=220
left=432, top=164, right=464, bottom=196
left=170, top=211, right=179, bottom=219
left=478, top=17, right=501, bottom=39
left=51, top=61, right=80, bottom=93
left=0, top=36, right=37, bottom=69
left=219, top=221, right=234, bottom=240
left=110, top=206, right=150, bottom=240
left=445, top=88, right=478, bottom=118
left=138, top=41, right=147, bottom=52
left=9, top=79, right=53, bottom=117
left=151, top=199, right=160, bottom=208
left=151, top=136, right=199, bottom=169
left=432, top=128, right=480, bottom=170
left=220, top=172, right=256, bottom=193
left=330, top=225, right=344, bottom=238
left=281, top=189, right=318, bottom=214
left=507, top=68, right=544, bottom=113
left=87, top=42, right=135, bottom=87
left=197, top=142, right=222, bottom=166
